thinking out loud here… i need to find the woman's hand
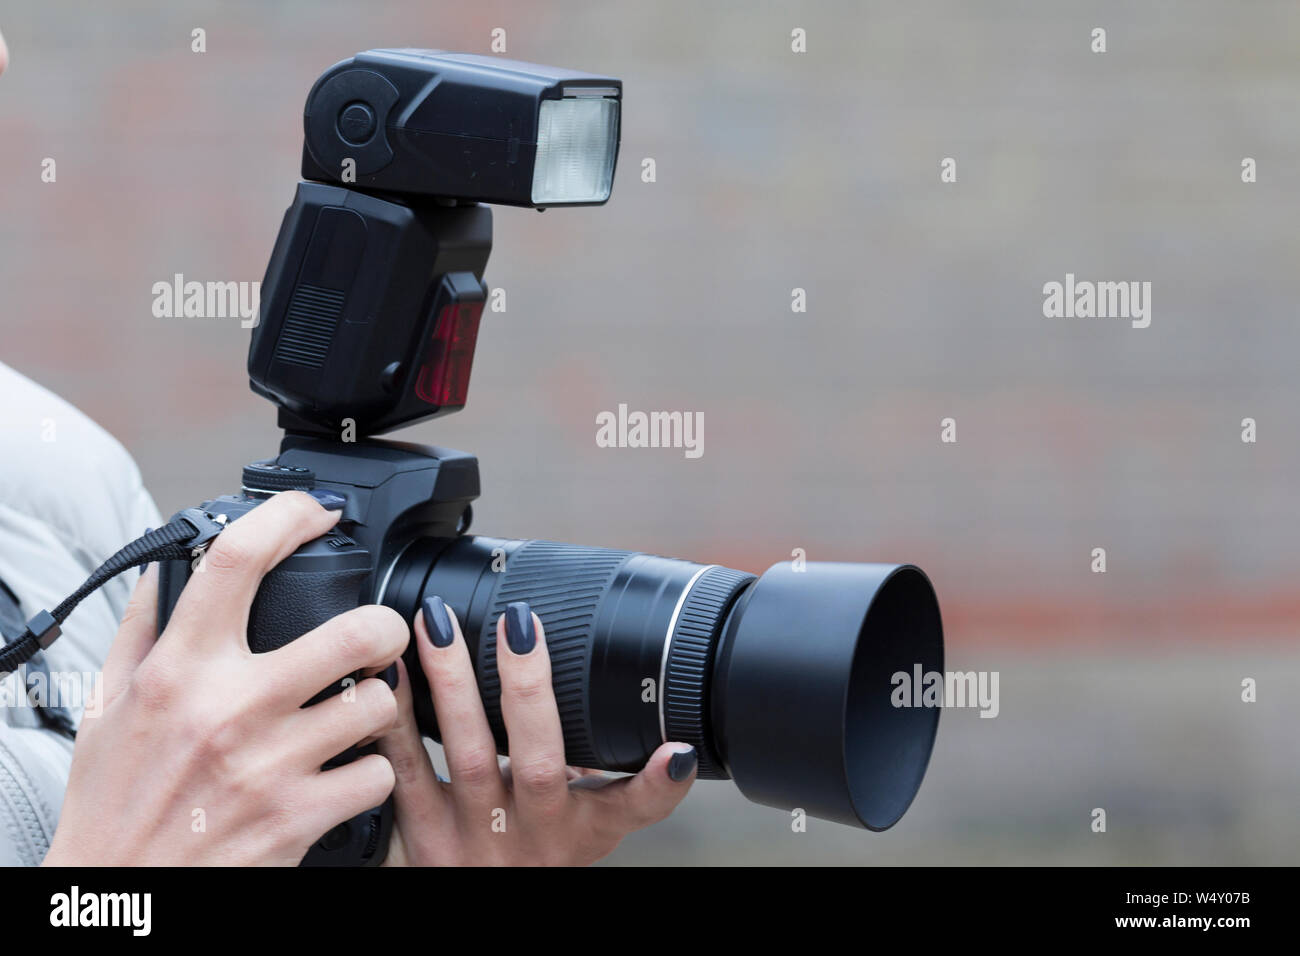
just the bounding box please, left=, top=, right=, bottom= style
left=44, top=491, right=409, bottom=866
left=380, top=597, right=697, bottom=866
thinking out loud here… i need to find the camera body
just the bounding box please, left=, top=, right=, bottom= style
left=157, top=438, right=479, bottom=865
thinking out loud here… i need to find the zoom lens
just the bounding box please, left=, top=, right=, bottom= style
left=381, top=535, right=943, bottom=830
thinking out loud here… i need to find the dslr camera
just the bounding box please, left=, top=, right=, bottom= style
left=156, top=49, right=945, bottom=865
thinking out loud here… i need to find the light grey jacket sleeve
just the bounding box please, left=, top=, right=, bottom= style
left=0, top=361, right=161, bottom=865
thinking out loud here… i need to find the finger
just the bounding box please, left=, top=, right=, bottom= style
left=262, top=604, right=409, bottom=709
left=376, top=658, right=448, bottom=831
left=579, top=742, right=696, bottom=835
left=0, top=27, right=8, bottom=75
left=495, top=604, right=568, bottom=820
left=99, top=564, right=159, bottom=710
left=413, top=595, right=506, bottom=820
left=354, top=663, right=399, bottom=745
left=288, top=676, right=398, bottom=768
left=360, top=661, right=399, bottom=690
left=168, top=490, right=344, bottom=644
left=304, top=753, right=397, bottom=836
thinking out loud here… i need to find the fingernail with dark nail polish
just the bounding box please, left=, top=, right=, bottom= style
left=504, top=601, right=535, bottom=655
left=668, top=747, right=697, bottom=782
left=423, top=595, right=455, bottom=648
left=307, top=488, right=347, bottom=511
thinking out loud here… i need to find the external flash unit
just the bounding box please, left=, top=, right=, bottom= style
left=249, top=50, right=623, bottom=437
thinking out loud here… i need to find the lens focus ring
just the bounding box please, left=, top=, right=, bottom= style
left=663, top=565, right=754, bottom=779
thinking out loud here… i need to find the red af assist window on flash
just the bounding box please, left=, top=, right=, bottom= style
left=414, top=300, right=485, bottom=407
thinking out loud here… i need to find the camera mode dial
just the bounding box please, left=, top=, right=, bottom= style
left=241, top=461, right=317, bottom=497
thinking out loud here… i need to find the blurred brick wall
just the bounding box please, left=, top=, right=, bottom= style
left=3, top=0, right=1298, bottom=865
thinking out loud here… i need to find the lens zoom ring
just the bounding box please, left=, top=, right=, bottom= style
left=479, top=540, right=631, bottom=768
left=664, top=566, right=754, bottom=780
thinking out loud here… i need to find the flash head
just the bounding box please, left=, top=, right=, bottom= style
left=302, top=49, right=622, bottom=207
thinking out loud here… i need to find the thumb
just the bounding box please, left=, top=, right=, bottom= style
left=579, top=741, right=697, bottom=833
left=97, top=563, right=160, bottom=711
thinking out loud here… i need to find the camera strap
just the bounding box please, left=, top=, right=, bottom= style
left=0, top=509, right=228, bottom=681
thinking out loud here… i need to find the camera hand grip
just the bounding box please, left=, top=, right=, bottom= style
left=247, top=565, right=368, bottom=655
left=157, top=550, right=388, bottom=866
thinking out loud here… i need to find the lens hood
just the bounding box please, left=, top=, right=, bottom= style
left=712, top=562, right=943, bottom=829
